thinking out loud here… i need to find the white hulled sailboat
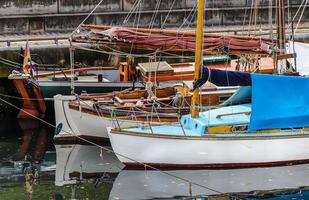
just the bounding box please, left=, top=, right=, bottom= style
left=107, top=0, right=309, bottom=168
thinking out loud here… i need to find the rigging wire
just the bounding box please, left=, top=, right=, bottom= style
left=293, top=0, right=309, bottom=35
left=287, top=0, right=306, bottom=29
left=161, top=0, right=177, bottom=29
left=129, top=0, right=143, bottom=55
left=0, top=93, right=52, bottom=101
left=69, top=0, right=105, bottom=39
left=123, top=0, right=141, bottom=25
left=147, top=0, right=162, bottom=31
left=74, top=43, right=197, bottom=60
left=247, top=0, right=255, bottom=35
left=242, top=0, right=249, bottom=33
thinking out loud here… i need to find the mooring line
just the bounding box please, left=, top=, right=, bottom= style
left=0, top=93, right=53, bottom=101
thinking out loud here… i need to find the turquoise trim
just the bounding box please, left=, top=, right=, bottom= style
left=180, top=104, right=251, bottom=135
left=125, top=104, right=252, bottom=136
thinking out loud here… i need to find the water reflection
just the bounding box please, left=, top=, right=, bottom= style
left=0, top=119, right=55, bottom=183
left=16, top=119, right=48, bottom=161
left=54, top=142, right=309, bottom=199
left=109, top=165, right=309, bottom=199
left=55, top=144, right=124, bottom=186
left=110, top=165, right=309, bottom=199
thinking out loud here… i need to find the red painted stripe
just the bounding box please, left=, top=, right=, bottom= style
left=124, top=159, right=309, bottom=169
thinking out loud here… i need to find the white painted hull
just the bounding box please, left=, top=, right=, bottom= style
left=54, top=95, right=140, bottom=139
left=108, top=130, right=309, bottom=168
left=55, top=144, right=124, bottom=186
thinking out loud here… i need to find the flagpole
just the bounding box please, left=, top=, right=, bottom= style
left=191, top=0, right=205, bottom=118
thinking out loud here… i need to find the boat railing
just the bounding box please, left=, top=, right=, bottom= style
left=109, top=107, right=187, bottom=135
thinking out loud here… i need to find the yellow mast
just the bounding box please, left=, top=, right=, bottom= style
left=191, top=0, right=205, bottom=118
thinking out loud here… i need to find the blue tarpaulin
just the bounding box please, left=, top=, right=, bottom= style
left=249, top=74, right=309, bottom=130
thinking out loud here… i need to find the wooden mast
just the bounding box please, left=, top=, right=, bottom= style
left=191, top=0, right=205, bottom=118
left=276, top=0, right=286, bottom=54
left=276, top=0, right=286, bottom=73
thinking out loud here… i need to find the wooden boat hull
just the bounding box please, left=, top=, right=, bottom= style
left=54, top=85, right=234, bottom=141
left=54, top=95, right=138, bottom=140
left=8, top=74, right=46, bottom=119
left=108, top=130, right=309, bottom=169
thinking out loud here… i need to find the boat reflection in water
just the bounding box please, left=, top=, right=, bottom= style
left=109, top=164, right=309, bottom=200
left=54, top=142, right=309, bottom=199
left=55, top=143, right=124, bottom=186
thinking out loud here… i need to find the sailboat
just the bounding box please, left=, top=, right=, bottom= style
left=107, top=0, right=309, bottom=168
left=53, top=1, right=279, bottom=142
left=54, top=79, right=237, bottom=142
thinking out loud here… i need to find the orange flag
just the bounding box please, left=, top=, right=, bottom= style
left=23, top=42, right=31, bottom=74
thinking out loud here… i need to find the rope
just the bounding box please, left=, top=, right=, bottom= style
left=74, top=44, right=155, bottom=58
left=293, top=0, right=309, bottom=35
left=0, top=96, right=244, bottom=199
left=242, top=0, right=249, bottom=33
left=147, top=0, right=162, bottom=30
left=0, top=93, right=54, bottom=101
left=0, top=59, right=21, bottom=69
left=69, top=0, right=105, bottom=39
left=287, top=0, right=306, bottom=29
left=74, top=43, right=196, bottom=60
left=122, top=0, right=143, bottom=25
left=161, top=0, right=177, bottom=28
left=129, top=0, right=143, bottom=55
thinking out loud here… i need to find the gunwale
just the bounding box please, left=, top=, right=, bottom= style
left=110, top=128, right=309, bottom=141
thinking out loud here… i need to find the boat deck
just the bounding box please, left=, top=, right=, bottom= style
left=121, top=103, right=309, bottom=137
left=124, top=125, right=309, bottom=138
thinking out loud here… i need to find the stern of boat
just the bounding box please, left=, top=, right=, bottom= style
left=54, top=95, right=77, bottom=141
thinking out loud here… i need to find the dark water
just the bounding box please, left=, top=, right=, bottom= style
left=1, top=81, right=309, bottom=199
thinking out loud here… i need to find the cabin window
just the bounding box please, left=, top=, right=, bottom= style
left=231, top=125, right=248, bottom=132
left=219, top=95, right=231, bottom=103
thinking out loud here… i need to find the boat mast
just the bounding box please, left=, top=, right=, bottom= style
left=276, top=0, right=286, bottom=73
left=191, top=0, right=205, bottom=118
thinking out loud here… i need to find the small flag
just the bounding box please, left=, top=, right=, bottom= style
left=23, top=42, right=33, bottom=75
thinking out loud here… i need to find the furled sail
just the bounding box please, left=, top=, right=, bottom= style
left=73, top=26, right=273, bottom=54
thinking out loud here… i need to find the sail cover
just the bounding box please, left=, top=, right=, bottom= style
left=193, top=67, right=252, bottom=89
left=74, top=26, right=273, bottom=54
left=249, top=74, right=309, bottom=130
